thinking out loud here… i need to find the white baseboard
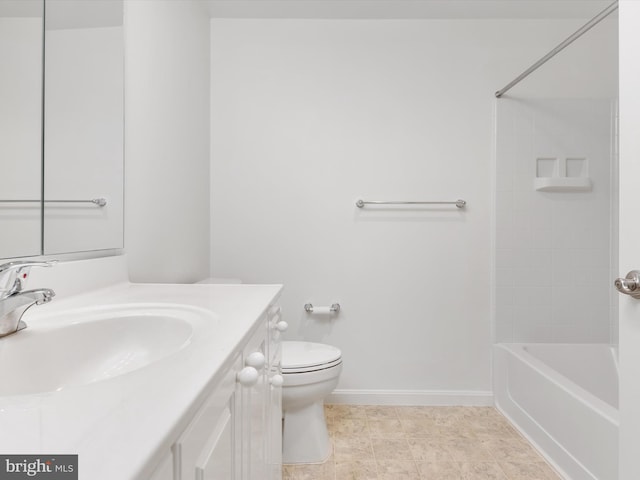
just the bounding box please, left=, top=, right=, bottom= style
left=326, top=389, right=494, bottom=406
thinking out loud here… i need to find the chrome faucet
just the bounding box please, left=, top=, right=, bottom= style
left=0, top=261, right=56, bottom=337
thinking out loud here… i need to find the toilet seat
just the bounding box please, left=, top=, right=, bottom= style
left=282, top=341, right=342, bottom=374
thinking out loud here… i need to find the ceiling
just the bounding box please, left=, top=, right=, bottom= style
left=0, top=0, right=615, bottom=24
left=205, top=0, right=615, bottom=19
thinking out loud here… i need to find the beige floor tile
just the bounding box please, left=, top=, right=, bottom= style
left=415, top=461, right=462, bottom=480
left=440, top=419, right=481, bottom=440
left=283, top=464, right=296, bottom=479
left=464, top=413, right=518, bottom=438
left=371, top=438, right=413, bottom=460
left=427, top=406, right=464, bottom=419
left=368, top=418, right=404, bottom=438
left=407, top=438, right=455, bottom=463
left=499, top=461, right=562, bottom=479
left=398, top=407, right=464, bottom=432
left=482, top=437, right=544, bottom=463
left=395, top=406, right=440, bottom=419
left=459, top=462, right=508, bottom=480
left=290, top=461, right=336, bottom=480
left=477, top=410, right=513, bottom=425
left=363, top=405, right=399, bottom=420
left=334, top=460, right=378, bottom=480
left=376, top=460, right=421, bottom=480
left=455, top=406, right=500, bottom=418
left=334, top=436, right=375, bottom=462
left=399, top=416, right=444, bottom=437
left=468, top=422, right=518, bottom=439
left=328, top=418, right=370, bottom=438
left=315, top=406, right=558, bottom=480
left=422, top=409, right=469, bottom=432
left=444, top=437, right=494, bottom=463
left=325, top=404, right=367, bottom=421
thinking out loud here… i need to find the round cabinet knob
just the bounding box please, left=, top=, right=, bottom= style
left=237, top=366, right=259, bottom=387
left=245, top=351, right=265, bottom=369
left=275, top=321, right=288, bottom=332
left=270, top=374, right=284, bottom=387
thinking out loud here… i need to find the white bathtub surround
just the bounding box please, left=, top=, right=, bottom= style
left=493, top=343, right=619, bottom=480
left=494, top=98, right=617, bottom=344
left=0, top=255, right=282, bottom=480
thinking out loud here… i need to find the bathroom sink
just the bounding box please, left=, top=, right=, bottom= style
left=0, top=304, right=211, bottom=396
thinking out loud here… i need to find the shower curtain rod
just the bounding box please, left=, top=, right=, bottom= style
left=495, top=0, right=618, bottom=98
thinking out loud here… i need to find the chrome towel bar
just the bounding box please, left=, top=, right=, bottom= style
left=0, top=198, right=107, bottom=207
left=356, top=199, right=466, bottom=209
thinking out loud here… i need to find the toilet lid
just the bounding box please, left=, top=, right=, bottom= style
left=281, top=341, right=342, bottom=373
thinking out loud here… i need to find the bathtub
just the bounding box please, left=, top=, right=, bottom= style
left=493, top=343, right=619, bottom=480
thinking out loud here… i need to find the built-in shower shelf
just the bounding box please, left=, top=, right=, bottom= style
left=534, top=177, right=592, bottom=192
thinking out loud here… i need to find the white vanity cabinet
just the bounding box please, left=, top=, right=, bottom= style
left=154, top=303, right=283, bottom=480
left=174, top=354, right=242, bottom=480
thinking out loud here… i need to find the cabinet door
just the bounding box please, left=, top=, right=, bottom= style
left=174, top=355, right=242, bottom=480
left=241, top=320, right=268, bottom=480
left=195, top=407, right=233, bottom=480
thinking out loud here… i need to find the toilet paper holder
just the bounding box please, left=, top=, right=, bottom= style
left=304, top=303, right=340, bottom=314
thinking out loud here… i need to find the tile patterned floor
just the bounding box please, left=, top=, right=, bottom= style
left=283, top=405, right=562, bottom=480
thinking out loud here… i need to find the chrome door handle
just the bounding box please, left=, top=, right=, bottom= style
left=615, top=271, right=640, bottom=299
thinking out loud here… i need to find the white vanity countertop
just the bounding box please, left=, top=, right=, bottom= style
left=0, top=268, right=282, bottom=480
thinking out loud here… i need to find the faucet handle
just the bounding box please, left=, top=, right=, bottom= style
left=0, top=260, right=57, bottom=296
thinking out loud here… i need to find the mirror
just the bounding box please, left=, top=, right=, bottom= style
left=43, top=0, right=124, bottom=254
left=0, top=1, right=44, bottom=258
left=0, top=0, right=124, bottom=259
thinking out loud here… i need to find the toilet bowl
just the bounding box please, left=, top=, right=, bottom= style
left=281, top=341, right=342, bottom=464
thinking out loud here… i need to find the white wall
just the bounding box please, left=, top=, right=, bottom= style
left=210, top=18, right=616, bottom=400
left=0, top=17, right=42, bottom=259
left=124, top=0, right=211, bottom=283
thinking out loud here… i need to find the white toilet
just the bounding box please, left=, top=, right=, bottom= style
left=281, top=341, right=342, bottom=464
